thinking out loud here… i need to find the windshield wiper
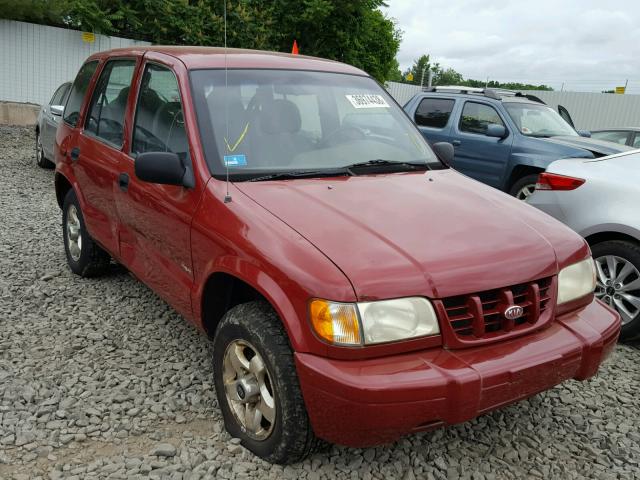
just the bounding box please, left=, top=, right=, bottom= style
left=344, top=159, right=429, bottom=173
left=245, top=168, right=351, bottom=182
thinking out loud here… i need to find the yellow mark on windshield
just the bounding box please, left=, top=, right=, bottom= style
left=225, top=123, right=250, bottom=153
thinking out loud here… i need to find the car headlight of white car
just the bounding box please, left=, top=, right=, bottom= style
left=557, top=258, right=597, bottom=305
left=310, top=297, right=440, bottom=346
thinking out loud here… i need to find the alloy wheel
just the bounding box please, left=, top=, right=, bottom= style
left=66, top=204, right=82, bottom=262
left=516, top=184, right=536, bottom=200
left=36, top=134, right=43, bottom=164
left=595, top=255, right=640, bottom=325
left=222, top=339, right=276, bottom=440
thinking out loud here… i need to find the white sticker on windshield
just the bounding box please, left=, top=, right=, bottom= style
left=345, top=94, right=389, bottom=109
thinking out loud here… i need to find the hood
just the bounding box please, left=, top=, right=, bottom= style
left=545, top=135, right=633, bottom=157
left=236, top=170, right=587, bottom=301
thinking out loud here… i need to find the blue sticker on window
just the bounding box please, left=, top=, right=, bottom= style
left=223, top=154, right=247, bottom=167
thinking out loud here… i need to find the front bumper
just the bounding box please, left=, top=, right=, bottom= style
left=295, top=299, right=620, bottom=447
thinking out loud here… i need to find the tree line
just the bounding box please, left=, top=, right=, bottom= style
left=397, top=55, right=552, bottom=91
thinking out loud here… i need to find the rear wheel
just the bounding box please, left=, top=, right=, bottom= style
left=212, top=301, right=319, bottom=464
left=36, top=132, right=54, bottom=169
left=509, top=173, right=539, bottom=200
left=62, top=189, right=111, bottom=277
left=592, top=240, right=640, bottom=341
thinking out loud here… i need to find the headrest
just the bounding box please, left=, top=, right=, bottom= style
left=260, top=99, right=301, bottom=135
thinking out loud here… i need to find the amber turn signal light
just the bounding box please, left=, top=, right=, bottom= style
left=309, top=299, right=362, bottom=345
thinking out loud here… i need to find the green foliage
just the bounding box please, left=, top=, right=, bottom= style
left=0, top=0, right=402, bottom=82
left=463, top=78, right=553, bottom=91
left=400, top=52, right=552, bottom=90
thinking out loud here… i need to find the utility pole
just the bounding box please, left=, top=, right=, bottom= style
left=485, top=76, right=489, bottom=88
left=624, top=79, right=628, bottom=94
left=420, top=65, right=427, bottom=87
left=427, top=70, right=433, bottom=88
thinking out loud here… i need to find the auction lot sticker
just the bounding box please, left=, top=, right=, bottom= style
left=346, top=94, right=389, bottom=109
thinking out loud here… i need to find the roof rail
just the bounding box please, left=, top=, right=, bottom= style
left=421, top=86, right=546, bottom=104
left=422, top=85, right=502, bottom=100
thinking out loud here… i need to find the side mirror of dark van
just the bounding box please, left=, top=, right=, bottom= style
left=432, top=142, right=455, bottom=167
left=135, top=152, right=194, bottom=188
left=486, top=124, right=507, bottom=138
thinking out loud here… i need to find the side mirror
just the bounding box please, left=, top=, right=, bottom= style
left=486, top=123, right=507, bottom=138
left=50, top=105, right=64, bottom=116
left=432, top=142, right=455, bottom=167
left=135, top=152, right=194, bottom=188
left=577, top=130, right=591, bottom=138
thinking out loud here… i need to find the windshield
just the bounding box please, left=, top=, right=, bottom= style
left=190, top=69, right=440, bottom=178
left=504, top=102, right=577, bottom=137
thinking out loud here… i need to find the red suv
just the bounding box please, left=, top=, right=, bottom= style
left=54, top=47, right=620, bottom=463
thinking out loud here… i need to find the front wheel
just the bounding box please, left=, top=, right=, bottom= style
left=509, top=173, right=540, bottom=200
left=592, top=240, right=640, bottom=341
left=212, top=301, right=319, bottom=464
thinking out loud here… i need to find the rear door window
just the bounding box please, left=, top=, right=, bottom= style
left=64, top=61, right=99, bottom=127
left=633, top=134, right=640, bottom=149
left=414, top=98, right=455, bottom=128
left=459, top=102, right=504, bottom=135
left=84, top=59, right=136, bottom=147
left=132, top=63, right=190, bottom=161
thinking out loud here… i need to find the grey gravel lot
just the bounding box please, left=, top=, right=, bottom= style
left=0, top=125, right=639, bottom=480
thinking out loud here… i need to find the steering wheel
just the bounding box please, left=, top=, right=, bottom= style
left=321, top=126, right=366, bottom=147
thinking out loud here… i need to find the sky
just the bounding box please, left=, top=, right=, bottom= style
left=382, top=0, right=640, bottom=93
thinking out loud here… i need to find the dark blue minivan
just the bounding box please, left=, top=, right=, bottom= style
left=403, top=87, right=632, bottom=199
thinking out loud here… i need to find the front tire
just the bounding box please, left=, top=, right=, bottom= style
left=36, top=132, right=54, bottom=169
left=62, top=189, right=110, bottom=277
left=592, top=240, right=640, bottom=341
left=509, top=173, right=539, bottom=200
left=212, top=301, right=319, bottom=464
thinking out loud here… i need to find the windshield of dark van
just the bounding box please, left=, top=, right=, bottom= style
left=190, top=69, right=440, bottom=178
left=504, top=102, right=577, bottom=138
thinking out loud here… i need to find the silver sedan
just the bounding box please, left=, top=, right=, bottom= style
left=35, top=82, right=71, bottom=168
left=527, top=150, right=640, bottom=340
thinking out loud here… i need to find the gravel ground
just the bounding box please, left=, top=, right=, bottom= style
left=0, top=125, right=639, bottom=480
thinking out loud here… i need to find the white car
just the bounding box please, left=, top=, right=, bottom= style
left=527, top=150, right=640, bottom=340
left=35, top=81, right=71, bottom=168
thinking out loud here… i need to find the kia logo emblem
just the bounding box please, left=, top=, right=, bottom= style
left=504, top=305, right=524, bottom=320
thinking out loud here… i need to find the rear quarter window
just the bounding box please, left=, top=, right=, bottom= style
left=64, top=61, right=99, bottom=127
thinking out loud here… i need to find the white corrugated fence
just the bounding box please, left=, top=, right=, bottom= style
left=0, top=20, right=149, bottom=106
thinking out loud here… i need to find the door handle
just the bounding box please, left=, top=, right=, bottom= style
left=118, top=173, right=130, bottom=192
left=70, top=147, right=80, bottom=162
left=451, top=140, right=461, bottom=146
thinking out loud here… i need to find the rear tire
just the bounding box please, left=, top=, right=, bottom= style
left=62, top=189, right=111, bottom=277
left=509, top=174, right=539, bottom=200
left=212, top=301, right=320, bottom=464
left=36, top=132, right=54, bottom=169
left=591, top=240, right=640, bottom=341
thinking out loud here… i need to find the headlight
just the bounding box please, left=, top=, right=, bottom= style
left=558, top=258, right=596, bottom=304
left=309, top=297, right=440, bottom=346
